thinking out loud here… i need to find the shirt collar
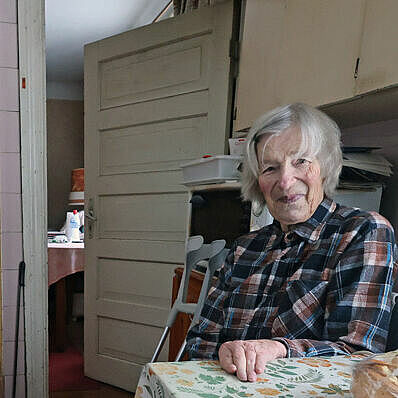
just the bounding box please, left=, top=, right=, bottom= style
left=271, top=197, right=337, bottom=244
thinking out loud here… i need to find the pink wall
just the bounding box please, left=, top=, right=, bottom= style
left=0, top=0, right=26, bottom=396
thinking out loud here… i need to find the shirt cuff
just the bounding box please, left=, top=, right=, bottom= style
left=271, top=337, right=291, bottom=358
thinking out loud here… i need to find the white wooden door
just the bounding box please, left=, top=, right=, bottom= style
left=83, top=2, right=234, bottom=391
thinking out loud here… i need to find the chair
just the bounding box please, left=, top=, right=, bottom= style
left=150, top=235, right=228, bottom=363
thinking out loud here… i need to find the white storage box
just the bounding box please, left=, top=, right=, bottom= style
left=333, top=186, right=382, bottom=212
left=229, top=138, right=247, bottom=156
left=181, top=155, right=242, bottom=186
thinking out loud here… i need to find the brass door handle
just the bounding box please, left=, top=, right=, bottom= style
left=86, top=199, right=96, bottom=238
left=86, top=211, right=97, bottom=222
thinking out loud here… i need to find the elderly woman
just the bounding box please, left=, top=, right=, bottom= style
left=185, top=103, right=397, bottom=382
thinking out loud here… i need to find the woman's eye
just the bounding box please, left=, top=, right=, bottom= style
left=262, top=166, right=275, bottom=174
left=295, top=158, right=309, bottom=166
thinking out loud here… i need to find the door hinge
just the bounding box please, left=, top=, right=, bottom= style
left=354, top=57, right=360, bottom=79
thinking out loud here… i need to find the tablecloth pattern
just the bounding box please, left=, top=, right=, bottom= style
left=136, top=354, right=369, bottom=398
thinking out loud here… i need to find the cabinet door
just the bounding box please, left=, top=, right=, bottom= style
left=355, top=0, right=398, bottom=95
left=234, top=0, right=365, bottom=131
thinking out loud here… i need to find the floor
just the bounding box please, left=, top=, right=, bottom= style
left=50, top=385, right=134, bottom=398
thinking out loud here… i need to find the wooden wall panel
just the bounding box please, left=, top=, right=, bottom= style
left=47, top=99, right=84, bottom=229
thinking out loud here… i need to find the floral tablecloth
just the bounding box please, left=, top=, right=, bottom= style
left=135, top=354, right=368, bottom=398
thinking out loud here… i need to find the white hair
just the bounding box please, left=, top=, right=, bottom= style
left=241, top=103, right=342, bottom=214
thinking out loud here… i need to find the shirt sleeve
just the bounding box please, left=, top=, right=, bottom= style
left=273, top=214, right=398, bottom=357
left=185, top=246, right=235, bottom=360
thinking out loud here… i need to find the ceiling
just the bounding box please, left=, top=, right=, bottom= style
left=45, top=0, right=172, bottom=83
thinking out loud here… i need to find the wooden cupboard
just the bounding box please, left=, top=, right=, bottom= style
left=234, top=0, right=398, bottom=131
left=355, top=0, right=398, bottom=94
left=234, top=0, right=365, bottom=131
left=275, top=1, right=364, bottom=114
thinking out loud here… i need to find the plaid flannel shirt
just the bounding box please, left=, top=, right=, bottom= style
left=186, top=197, right=398, bottom=359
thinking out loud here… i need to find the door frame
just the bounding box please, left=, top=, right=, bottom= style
left=18, top=0, right=48, bottom=397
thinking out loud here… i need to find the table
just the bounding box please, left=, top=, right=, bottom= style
left=136, top=354, right=370, bottom=398
left=48, top=242, right=84, bottom=351
left=48, top=242, right=84, bottom=285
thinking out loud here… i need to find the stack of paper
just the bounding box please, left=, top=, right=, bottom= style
left=339, top=147, right=393, bottom=190
left=343, top=152, right=392, bottom=176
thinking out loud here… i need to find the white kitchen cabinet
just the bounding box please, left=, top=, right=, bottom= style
left=234, top=0, right=365, bottom=131
left=355, top=0, right=398, bottom=95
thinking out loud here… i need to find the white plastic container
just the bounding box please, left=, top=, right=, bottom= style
left=228, top=138, right=247, bottom=156
left=66, top=210, right=81, bottom=242
left=180, top=155, right=243, bottom=186
left=333, top=186, right=382, bottom=212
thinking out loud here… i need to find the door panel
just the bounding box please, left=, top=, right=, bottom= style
left=99, top=193, right=187, bottom=241
left=98, top=91, right=208, bottom=131
left=100, top=117, right=208, bottom=175
left=97, top=258, right=176, bottom=326
left=98, top=318, right=167, bottom=363
left=95, top=239, right=185, bottom=263
left=100, top=36, right=210, bottom=108
left=97, top=171, right=185, bottom=195
left=84, top=2, right=234, bottom=390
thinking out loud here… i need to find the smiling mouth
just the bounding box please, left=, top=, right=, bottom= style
left=278, top=194, right=303, bottom=204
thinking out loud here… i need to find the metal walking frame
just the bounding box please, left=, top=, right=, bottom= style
left=150, top=235, right=228, bottom=363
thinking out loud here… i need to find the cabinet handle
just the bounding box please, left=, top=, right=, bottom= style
left=354, top=57, right=360, bottom=79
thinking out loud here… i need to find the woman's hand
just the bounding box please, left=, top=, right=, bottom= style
left=218, top=339, right=287, bottom=382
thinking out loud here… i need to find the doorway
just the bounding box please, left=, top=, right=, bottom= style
left=18, top=1, right=173, bottom=396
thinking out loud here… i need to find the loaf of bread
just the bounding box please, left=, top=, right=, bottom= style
left=351, top=350, right=398, bottom=398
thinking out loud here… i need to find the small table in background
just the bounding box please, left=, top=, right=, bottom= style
left=48, top=242, right=84, bottom=351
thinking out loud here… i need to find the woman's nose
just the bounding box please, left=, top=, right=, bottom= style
left=278, top=164, right=295, bottom=190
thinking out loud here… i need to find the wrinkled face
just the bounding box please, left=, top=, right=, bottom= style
left=256, top=125, right=324, bottom=231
